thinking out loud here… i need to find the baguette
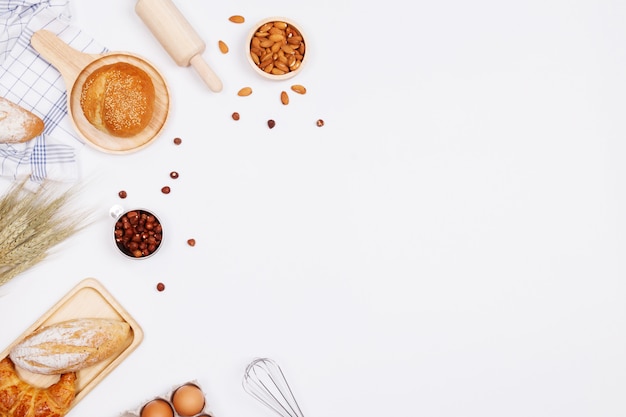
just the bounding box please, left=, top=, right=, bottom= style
left=0, top=97, right=45, bottom=143
left=9, top=318, right=132, bottom=375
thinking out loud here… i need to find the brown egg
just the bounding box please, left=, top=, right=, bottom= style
left=140, top=399, right=174, bottom=417
left=171, top=383, right=205, bottom=416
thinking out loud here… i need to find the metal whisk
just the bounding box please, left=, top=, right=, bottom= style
left=243, top=358, right=306, bottom=417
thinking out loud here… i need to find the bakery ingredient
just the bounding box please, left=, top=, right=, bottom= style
left=238, top=87, right=253, bottom=96
left=80, top=62, right=155, bottom=137
left=171, top=384, right=205, bottom=417
left=267, top=119, right=276, bottom=129
left=316, top=119, right=324, bottom=127
left=249, top=20, right=305, bottom=76
left=9, top=318, right=132, bottom=375
left=0, top=357, right=76, bottom=417
left=135, top=0, right=222, bottom=92
left=126, top=382, right=215, bottom=417
left=291, top=84, right=306, bottom=94
left=218, top=40, right=229, bottom=54
left=170, top=171, right=179, bottom=179
left=141, top=399, right=174, bottom=417
left=0, top=179, right=90, bottom=286
left=281, top=91, right=289, bottom=105
left=161, top=186, right=171, bottom=194
left=115, top=209, right=163, bottom=258
left=0, top=97, right=45, bottom=143
left=229, top=15, right=245, bottom=23
left=119, top=190, right=128, bottom=199
left=156, top=282, right=165, bottom=292
left=232, top=112, right=240, bottom=120
left=173, top=137, right=182, bottom=145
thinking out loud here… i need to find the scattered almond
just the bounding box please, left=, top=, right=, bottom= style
left=237, top=87, right=253, bottom=96
left=291, top=84, right=307, bottom=94
left=229, top=15, right=245, bottom=23
left=218, top=40, right=229, bottom=54
left=280, top=91, right=289, bottom=105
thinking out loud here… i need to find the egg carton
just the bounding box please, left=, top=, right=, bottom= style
left=118, top=380, right=214, bottom=417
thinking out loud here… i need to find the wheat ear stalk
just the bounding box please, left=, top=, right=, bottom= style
left=0, top=179, right=91, bottom=286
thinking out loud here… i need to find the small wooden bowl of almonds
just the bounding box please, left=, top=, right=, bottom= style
left=246, top=17, right=307, bottom=80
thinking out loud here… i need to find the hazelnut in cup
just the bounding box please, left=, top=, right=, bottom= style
left=113, top=208, right=163, bottom=259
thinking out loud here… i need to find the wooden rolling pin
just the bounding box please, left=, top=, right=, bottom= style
left=135, top=0, right=222, bottom=92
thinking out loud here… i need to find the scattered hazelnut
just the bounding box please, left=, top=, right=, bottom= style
left=316, top=119, right=325, bottom=127
left=267, top=119, right=276, bottom=129
left=118, top=190, right=127, bottom=199
left=170, top=171, right=179, bottom=179
left=173, top=137, right=182, bottom=145
left=156, top=282, right=165, bottom=292
left=161, top=186, right=171, bottom=194
left=187, top=239, right=196, bottom=247
left=232, top=112, right=240, bottom=121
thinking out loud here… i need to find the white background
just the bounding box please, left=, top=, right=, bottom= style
left=1, top=0, right=626, bottom=416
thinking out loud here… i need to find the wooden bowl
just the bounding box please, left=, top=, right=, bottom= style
left=30, top=30, right=169, bottom=154
left=245, top=17, right=308, bottom=80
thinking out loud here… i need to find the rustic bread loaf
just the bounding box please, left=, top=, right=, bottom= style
left=0, top=97, right=45, bottom=143
left=79, top=62, right=155, bottom=137
left=9, top=318, right=132, bottom=375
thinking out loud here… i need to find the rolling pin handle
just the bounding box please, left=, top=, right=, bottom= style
left=190, top=55, right=223, bottom=92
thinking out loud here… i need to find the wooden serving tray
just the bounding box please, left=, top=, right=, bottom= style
left=30, top=30, right=170, bottom=154
left=0, top=278, right=143, bottom=409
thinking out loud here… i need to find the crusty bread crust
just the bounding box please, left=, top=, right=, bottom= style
left=0, top=97, right=45, bottom=143
left=80, top=62, right=155, bottom=137
left=9, top=318, right=132, bottom=375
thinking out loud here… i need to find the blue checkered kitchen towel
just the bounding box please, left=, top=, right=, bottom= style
left=0, top=0, right=106, bottom=182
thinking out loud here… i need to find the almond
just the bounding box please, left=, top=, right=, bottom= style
left=275, top=61, right=290, bottom=72
left=237, top=87, right=253, bottom=96
left=291, top=84, right=307, bottom=94
left=218, top=40, right=229, bottom=54
left=280, top=91, right=289, bottom=105
left=229, top=15, right=245, bottom=23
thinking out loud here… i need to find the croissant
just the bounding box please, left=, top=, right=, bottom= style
left=0, top=357, right=76, bottom=417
